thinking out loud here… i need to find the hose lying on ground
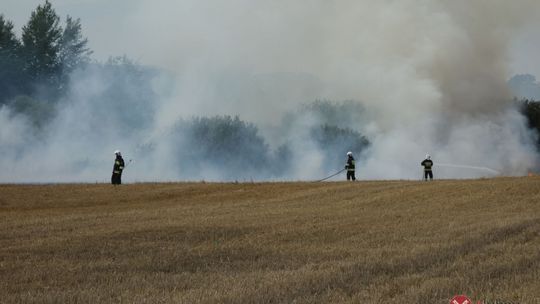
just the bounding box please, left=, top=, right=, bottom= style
left=316, top=168, right=346, bottom=182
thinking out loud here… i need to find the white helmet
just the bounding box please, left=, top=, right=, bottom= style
left=114, top=150, right=121, bottom=155
left=347, top=151, right=353, bottom=156
left=426, top=154, right=431, bottom=159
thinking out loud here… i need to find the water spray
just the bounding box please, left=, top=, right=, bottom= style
left=435, top=163, right=500, bottom=175
left=124, top=159, right=133, bottom=169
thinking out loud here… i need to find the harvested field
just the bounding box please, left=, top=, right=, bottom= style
left=0, top=178, right=539, bottom=303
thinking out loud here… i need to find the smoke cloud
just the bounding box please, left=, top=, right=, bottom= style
left=2, top=0, right=540, bottom=182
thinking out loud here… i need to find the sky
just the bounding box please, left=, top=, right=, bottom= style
left=3, top=0, right=540, bottom=78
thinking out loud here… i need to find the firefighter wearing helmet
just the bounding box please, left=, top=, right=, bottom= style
left=421, top=154, right=434, bottom=181
left=345, top=151, right=356, bottom=181
left=111, top=150, right=125, bottom=185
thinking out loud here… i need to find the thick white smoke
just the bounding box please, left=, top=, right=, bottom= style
left=1, top=0, right=540, bottom=182
left=131, top=0, right=540, bottom=179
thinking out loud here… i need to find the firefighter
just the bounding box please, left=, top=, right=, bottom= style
left=111, top=150, right=125, bottom=185
left=421, top=154, right=434, bottom=181
left=345, top=151, right=356, bottom=181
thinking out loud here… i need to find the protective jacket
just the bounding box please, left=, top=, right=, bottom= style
left=421, top=159, right=433, bottom=171
left=113, top=156, right=125, bottom=174
left=345, top=156, right=356, bottom=171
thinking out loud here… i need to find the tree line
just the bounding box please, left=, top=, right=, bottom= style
left=0, top=1, right=91, bottom=104
left=520, top=99, right=540, bottom=148
left=166, top=107, right=371, bottom=179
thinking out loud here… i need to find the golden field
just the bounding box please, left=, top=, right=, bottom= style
left=0, top=178, right=539, bottom=303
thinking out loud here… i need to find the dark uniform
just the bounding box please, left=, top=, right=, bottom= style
left=345, top=154, right=356, bottom=181
left=421, top=157, right=433, bottom=181
left=111, top=153, right=125, bottom=185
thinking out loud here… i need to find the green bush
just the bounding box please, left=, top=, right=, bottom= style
left=173, top=115, right=270, bottom=180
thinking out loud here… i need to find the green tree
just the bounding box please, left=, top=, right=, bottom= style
left=59, top=16, right=92, bottom=77
left=0, top=15, right=20, bottom=53
left=520, top=99, right=540, bottom=148
left=173, top=115, right=270, bottom=179
left=21, top=0, right=62, bottom=90
left=310, top=124, right=370, bottom=171
left=0, top=15, right=23, bottom=103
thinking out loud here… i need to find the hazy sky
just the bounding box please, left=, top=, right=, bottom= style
left=3, top=0, right=540, bottom=78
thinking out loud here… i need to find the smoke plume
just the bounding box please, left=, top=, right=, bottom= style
left=1, top=0, right=540, bottom=182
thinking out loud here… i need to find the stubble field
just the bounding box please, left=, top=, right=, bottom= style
left=0, top=178, right=539, bottom=303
